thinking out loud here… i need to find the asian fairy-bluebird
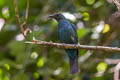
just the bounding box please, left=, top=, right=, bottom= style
left=49, top=13, right=79, bottom=74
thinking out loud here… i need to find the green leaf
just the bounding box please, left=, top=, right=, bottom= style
left=102, top=24, right=110, bottom=33
left=86, top=0, right=95, bottom=5
left=0, top=69, right=2, bottom=80
left=4, top=64, right=10, bottom=70
left=37, top=57, right=45, bottom=68
left=82, top=12, right=90, bottom=21
left=33, top=72, right=40, bottom=79
left=97, top=62, right=107, bottom=72
left=77, top=28, right=87, bottom=39
left=2, top=7, right=10, bottom=19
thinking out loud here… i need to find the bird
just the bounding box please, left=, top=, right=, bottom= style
left=49, top=13, right=79, bottom=74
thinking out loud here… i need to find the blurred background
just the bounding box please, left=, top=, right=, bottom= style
left=0, top=0, right=120, bottom=80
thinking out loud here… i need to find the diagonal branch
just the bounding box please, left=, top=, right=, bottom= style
left=112, top=1, right=120, bottom=80
left=114, top=63, right=120, bottom=80
left=22, top=0, right=29, bottom=27
left=14, top=0, right=25, bottom=38
left=14, top=0, right=30, bottom=38
left=25, top=0, right=29, bottom=20
left=113, top=0, right=120, bottom=12
left=25, top=40, right=120, bottom=52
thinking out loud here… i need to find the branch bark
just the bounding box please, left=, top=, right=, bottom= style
left=25, top=40, right=120, bottom=52
left=22, top=0, right=29, bottom=27
left=14, top=0, right=25, bottom=37
left=114, top=62, right=120, bottom=80
left=113, top=0, right=120, bottom=12
left=14, top=0, right=30, bottom=38
left=112, top=1, right=120, bottom=80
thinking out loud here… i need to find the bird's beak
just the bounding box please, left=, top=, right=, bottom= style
left=49, top=15, right=55, bottom=18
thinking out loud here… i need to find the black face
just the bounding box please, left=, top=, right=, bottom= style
left=49, top=13, right=65, bottom=21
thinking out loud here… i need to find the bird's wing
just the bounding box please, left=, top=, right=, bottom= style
left=70, top=24, right=78, bottom=44
left=65, top=23, right=78, bottom=44
left=58, top=21, right=78, bottom=44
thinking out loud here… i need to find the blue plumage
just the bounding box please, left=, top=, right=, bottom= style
left=58, top=20, right=77, bottom=59
left=49, top=13, right=79, bottom=74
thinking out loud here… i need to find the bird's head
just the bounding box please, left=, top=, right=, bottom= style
left=49, top=13, right=66, bottom=21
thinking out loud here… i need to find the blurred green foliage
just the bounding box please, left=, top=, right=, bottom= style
left=0, top=0, right=119, bottom=80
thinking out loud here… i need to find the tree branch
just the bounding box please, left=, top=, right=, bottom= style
left=14, top=0, right=25, bottom=38
left=113, top=0, right=120, bottom=12
left=112, top=1, right=120, bottom=80
left=22, top=0, right=29, bottom=27
left=114, top=62, right=120, bottom=80
left=25, top=0, right=29, bottom=20
left=14, top=0, right=30, bottom=38
left=25, top=40, right=120, bottom=52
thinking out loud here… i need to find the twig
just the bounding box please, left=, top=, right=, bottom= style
left=112, top=1, right=120, bottom=80
left=14, top=0, right=30, bottom=38
left=25, top=40, right=120, bottom=52
left=25, top=0, right=29, bottom=19
left=105, top=59, right=120, bottom=64
left=113, top=0, right=120, bottom=12
left=114, top=63, right=120, bottom=80
left=91, top=58, right=120, bottom=64
left=22, top=0, right=29, bottom=27
left=14, top=0, right=25, bottom=38
left=24, top=27, right=32, bottom=37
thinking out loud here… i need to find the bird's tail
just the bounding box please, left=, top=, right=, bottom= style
left=69, top=55, right=79, bottom=74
